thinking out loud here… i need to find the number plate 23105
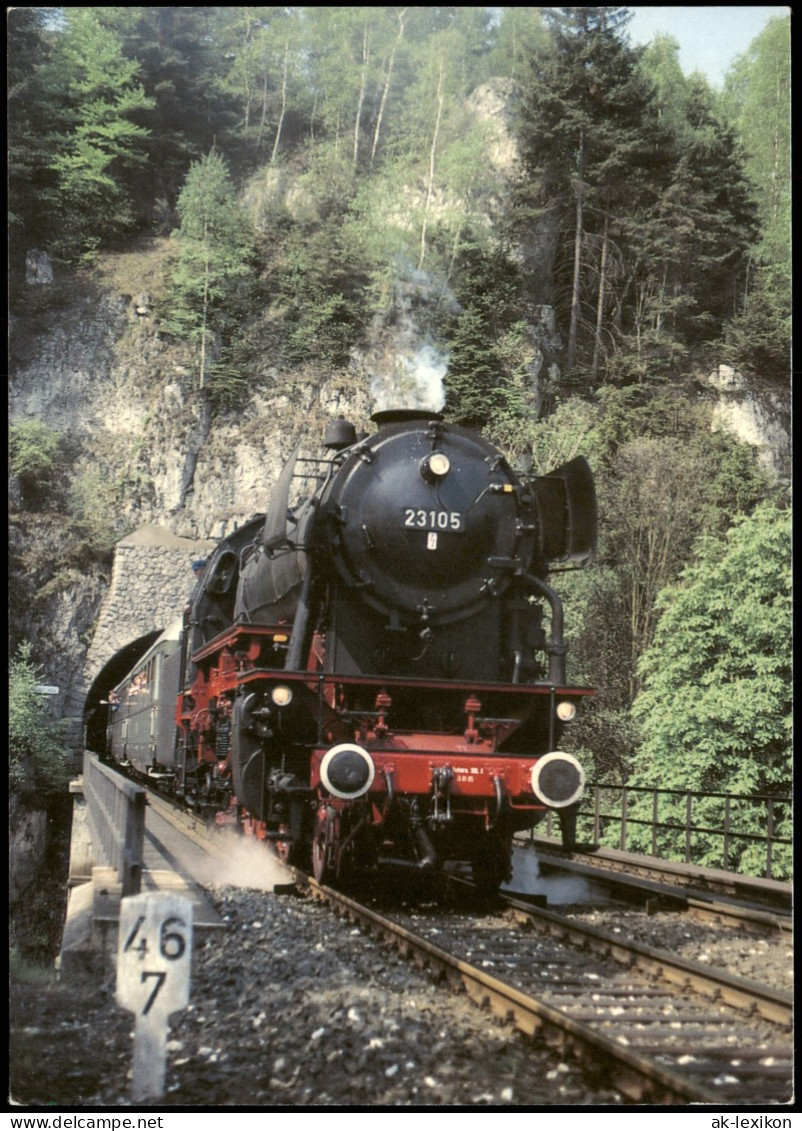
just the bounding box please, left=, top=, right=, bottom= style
left=402, top=508, right=464, bottom=533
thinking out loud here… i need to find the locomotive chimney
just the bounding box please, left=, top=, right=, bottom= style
left=371, top=408, right=444, bottom=429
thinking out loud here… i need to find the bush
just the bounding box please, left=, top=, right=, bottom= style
left=623, top=505, right=792, bottom=878
left=9, top=420, right=64, bottom=509
left=67, top=465, right=135, bottom=562
left=9, top=642, right=70, bottom=796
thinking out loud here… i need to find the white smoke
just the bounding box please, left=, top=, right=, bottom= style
left=356, top=264, right=454, bottom=415
left=503, top=845, right=597, bottom=905
left=370, top=341, right=448, bottom=415
left=201, top=837, right=295, bottom=892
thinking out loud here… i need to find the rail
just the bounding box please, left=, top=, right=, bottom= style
left=543, top=783, right=791, bottom=880
left=82, top=751, right=146, bottom=896
left=306, top=878, right=791, bottom=1103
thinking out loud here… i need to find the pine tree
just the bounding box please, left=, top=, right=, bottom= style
left=517, top=7, right=659, bottom=381
left=721, top=16, right=790, bottom=380
left=608, top=77, right=758, bottom=381
left=45, top=8, right=154, bottom=260
left=675, top=83, right=758, bottom=340
left=125, top=7, right=237, bottom=212
left=444, top=246, right=530, bottom=431
left=7, top=8, right=57, bottom=289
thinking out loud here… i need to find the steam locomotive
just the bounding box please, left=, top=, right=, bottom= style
left=107, top=409, right=597, bottom=890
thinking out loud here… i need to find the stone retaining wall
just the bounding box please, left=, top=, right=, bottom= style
left=83, top=525, right=217, bottom=690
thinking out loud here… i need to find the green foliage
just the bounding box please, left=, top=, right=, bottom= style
left=272, top=209, right=368, bottom=368
left=623, top=505, right=792, bottom=876
left=9, top=421, right=64, bottom=510
left=66, top=464, right=135, bottom=563
left=162, top=150, right=256, bottom=391
left=486, top=9, right=549, bottom=81
left=723, top=16, right=791, bottom=267
left=516, top=7, right=666, bottom=380
left=492, top=396, right=601, bottom=475
left=444, top=247, right=531, bottom=431
left=174, top=149, right=247, bottom=246
left=126, top=7, right=238, bottom=208
left=542, top=391, right=772, bottom=798
left=637, top=34, right=693, bottom=140
left=556, top=566, right=640, bottom=782
left=214, top=8, right=309, bottom=158
left=721, top=263, right=791, bottom=379
left=515, top=10, right=761, bottom=386
left=720, top=17, right=791, bottom=381
left=7, top=9, right=58, bottom=289
left=9, top=643, right=70, bottom=796
left=668, top=84, right=758, bottom=338
left=45, top=9, right=154, bottom=261
left=599, top=423, right=768, bottom=685
left=607, top=81, right=758, bottom=375
left=8, top=4, right=787, bottom=402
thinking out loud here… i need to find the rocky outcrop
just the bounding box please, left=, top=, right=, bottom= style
left=706, top=365, right=791, bottom=483
left=468, top=77, right=522, bottom=181
left=8, top=253, right=374, bottom=749
left=9, top=264, right=373, bottom=541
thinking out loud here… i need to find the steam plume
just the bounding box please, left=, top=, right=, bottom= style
left=201, top=837, right=295, bottom=892
left=356, top=265, right=453, bottom=415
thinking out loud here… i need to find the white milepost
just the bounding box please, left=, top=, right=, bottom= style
left=116, top=893, right=193, bottom=1104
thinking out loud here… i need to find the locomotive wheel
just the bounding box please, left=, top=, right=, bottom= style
left=272, top=824, right=292, bottom=867
left=312, top=806, right=337, bottom=884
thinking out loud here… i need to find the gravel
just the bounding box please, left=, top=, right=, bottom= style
left=565, top=907, right=793, bottom=993
left=11, top=884, right=621, bottom=1109
left=10, top=881, right=791, bottom=1109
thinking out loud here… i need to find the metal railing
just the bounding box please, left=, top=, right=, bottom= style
left=544, top=783, right=792, bottom=880
left=83, top=751, right=146, bottom=896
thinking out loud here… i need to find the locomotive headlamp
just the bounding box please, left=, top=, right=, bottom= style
left=530, top=752, right=585, bottom=809
left=320, top=743, right=376, bottom=800
left=421, top=452, right=451, bottom=481
left=556, top=701, right=577, bottom=722
left=271, top=685, right=294, bottom=707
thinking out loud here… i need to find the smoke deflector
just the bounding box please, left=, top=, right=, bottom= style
left=532, top=456, right=598, bottom=568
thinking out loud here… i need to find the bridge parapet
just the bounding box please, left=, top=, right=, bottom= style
left=82, top=752, right=146, bottom=897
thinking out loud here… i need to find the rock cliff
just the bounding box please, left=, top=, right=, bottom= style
left=9, top=249, right=374, bottom=751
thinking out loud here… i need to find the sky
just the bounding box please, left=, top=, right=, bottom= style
left=626, top=6, right=790, bottom=88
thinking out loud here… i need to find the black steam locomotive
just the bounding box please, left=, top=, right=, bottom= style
left=108, top=409, right=596, bottom=890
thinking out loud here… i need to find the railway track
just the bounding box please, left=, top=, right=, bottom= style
left=524, top=836, right=792, bottom=922
left=147, top=786, right=793, bottom=1105
left=307, top=883, right=792, bottom=1105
